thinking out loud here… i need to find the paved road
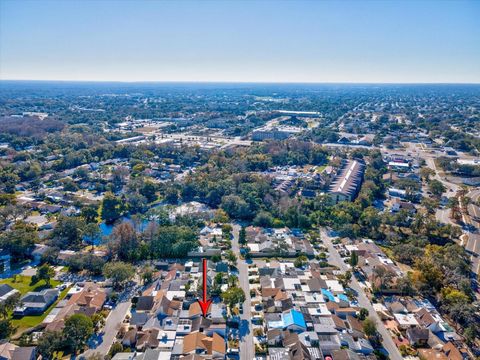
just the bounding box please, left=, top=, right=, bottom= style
left=232, top=224, right=254, bottom=360
left=423, top=156, right=459, bottom=197
left=320, top=228, right=403, bottom=360
left=80, top=300, right=131, bottom=359
left=422, top=154, right=480, bottom=286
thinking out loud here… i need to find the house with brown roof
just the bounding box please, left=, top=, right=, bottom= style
left=45, top=283, right=106, bottom=331
left=189, top=301, right=210, bottom=319
left=414, top=308, right=444, bottom=333
left=442, top=342, right=463, bottom=360
left=181, top=331, right=225, bottom=359
left=136, top=328, right=160, bottom=351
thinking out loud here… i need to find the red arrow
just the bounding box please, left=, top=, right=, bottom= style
left=197, top=258, right=212, bottom=318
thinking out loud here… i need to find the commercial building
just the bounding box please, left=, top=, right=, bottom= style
left=328, top=160, right=365, bottom=204
left=251, top=126, right=303, bottom=141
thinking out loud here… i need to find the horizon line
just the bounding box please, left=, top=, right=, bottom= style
left=1, top=79, right=480, bottom=86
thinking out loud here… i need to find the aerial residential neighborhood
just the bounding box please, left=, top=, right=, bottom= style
left=0, top=80, right=478, bottom=360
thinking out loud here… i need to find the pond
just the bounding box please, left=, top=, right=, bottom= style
left=82, top=217, right=152, bottom=246
left=87, top=202, right=168, bottom=245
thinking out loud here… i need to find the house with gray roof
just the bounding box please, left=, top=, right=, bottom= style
left=14, top=288, right=59, bottom=316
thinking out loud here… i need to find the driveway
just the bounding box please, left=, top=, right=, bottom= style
left=320, top=228, right=403, bottom=360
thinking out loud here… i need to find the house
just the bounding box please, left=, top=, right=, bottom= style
left=111, top=349, right=169, bottom=360
left=24, top=214, right=46, bottom=227
left=414, top=308, right=444, bottom=333
left=14, top=288, right=59, bottom=316
left=46, top=283, right=106, bottom=331
left=0, top=342, right=17, bottom=360
left=388, top=188, right=407, bottom=199
left=442, top=342, right=463, bottom=360
left=31, top=244, right=52, bottom=264
left=393, top=313, right=419, bottom=329
left=417, top=349, right=448, bottom=360
left=136, top=328, right=160, bottom=351
left=136, top=296, right=155, bottom=312
left=57, top=250, right=76, bottom=263
left=390, top=199, right=416, bottom=214
left=267, top=328, right=283, bottom=346
left=10, top=347, right=36, bottom=360
left=181, top=331, right=226, bottom=358
left=406, top=327, right=429, bottom=347
left=0, top=284, right=19, bottom=303
left=268, top=309, right=307, bottom=332
left=130, top=313, right=149, bottom=328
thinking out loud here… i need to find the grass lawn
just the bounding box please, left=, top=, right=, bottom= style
left=0, top=275, right=60, bottom=296
left=11, top=286, right=70, bottom=336
left=0, top=275, right=69, bottom=336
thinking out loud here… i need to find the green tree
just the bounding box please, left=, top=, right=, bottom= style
left=37, top=331, right=63, bottom=359
left=420, top=167, right=435, bottom=182
left=428, top=179, right=446, bottom=197
left=63, top=314, right=94, bottom=353
left=103, top=261, right=135, bottom=289
left=363, top=317, right=377, bottom=338
left=139, top=181, right=157, bottom=202
left=349, top=251, right=359, bottom=268
left=108, top=343, right=124, bottom=358
left=239, top=226, right=246, bottom=245
left=213, top=209, right=229, bottom=223
left=338, top=270, right=352, bottom=288
left=141, top=266, right=154, bottom=284
left=91, top=313, right=106, bottom=332
left=221, top=286, right=245, bottom=309
left=463, top=325, right=477, bottom=346
left=84, top=222, right=101, bottom=252
left=225, top=250, right=237, bottom=266
left=0, top=221, right=37, bottom=262
left=0, top=291, right=20, bottom=318
left=358, top=308, right=369, bottom=321
left=164, top=187, right=180, bottom=204
left=80, top=205, right=98, bottom=223
left=50, top=215, right=86, bottom=249
left=149, top=225, right=198, bottom=258
left=86, top=354, right=104, bottom=360
left=253, top=211, right=274, bottom=227
left=37, top=264, right=55, bottom=286
left=294, top=255, right=308, bottom=268
left=101, top=192, right=124, bottom=224
left=126, top=192, right=148, bottom=214
left=0, top=318, right=14, bottom=339
left=221, top=195, right=251, bottom=220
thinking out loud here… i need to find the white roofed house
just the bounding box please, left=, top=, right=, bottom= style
left=328, top=160, right=365, bottom=204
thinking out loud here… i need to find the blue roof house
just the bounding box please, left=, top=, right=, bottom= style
left=268, top=309, right=306, bottom=333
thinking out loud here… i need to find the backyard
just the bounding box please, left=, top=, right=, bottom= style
left=0, top=275, right=70, bottom=336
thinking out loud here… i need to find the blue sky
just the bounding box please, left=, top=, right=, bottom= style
left=1, top=0, right=479, bottom=83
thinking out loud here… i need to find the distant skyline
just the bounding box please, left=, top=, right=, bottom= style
left=1, top=0, right=479, bottom=83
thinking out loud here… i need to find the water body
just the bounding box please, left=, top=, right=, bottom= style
left=82, top=217, right=151, bottom=246
left=97, top=202, right=167, bottom=238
